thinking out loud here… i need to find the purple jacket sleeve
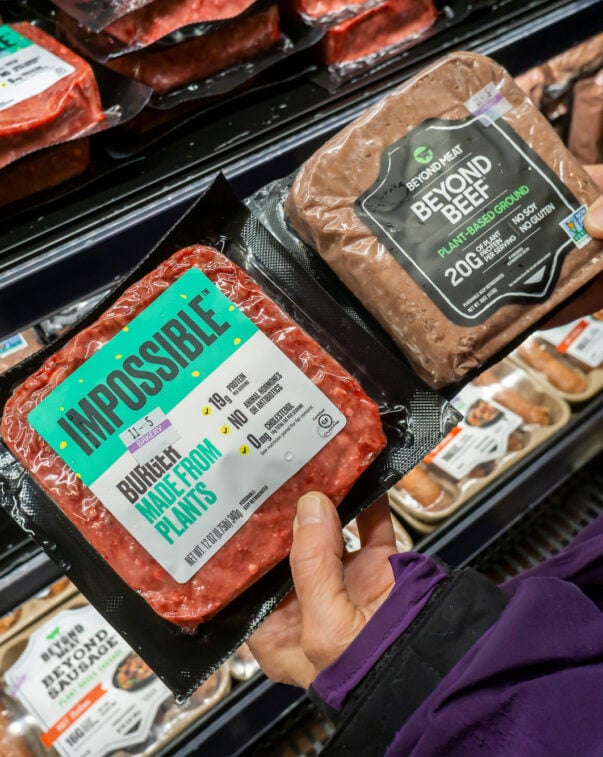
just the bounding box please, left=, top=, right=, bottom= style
left=312, top=514, right=603, bottom=756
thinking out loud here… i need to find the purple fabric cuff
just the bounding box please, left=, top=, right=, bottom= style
left=312, top=552, right=448, bottom=712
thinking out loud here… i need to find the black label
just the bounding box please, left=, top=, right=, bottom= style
left=354, top=116, right=589, bottom=326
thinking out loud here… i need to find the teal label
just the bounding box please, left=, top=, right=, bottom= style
left=0, top=25, right=33, bottom=58
left=28, top=268, right=256, bottom=487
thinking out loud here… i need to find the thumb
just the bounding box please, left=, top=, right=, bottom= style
left=290, top=492, right=365, bottom=669
left=585, top=195, right=603, bottom=238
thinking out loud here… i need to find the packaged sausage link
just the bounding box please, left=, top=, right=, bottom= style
left=512, top=311, right=603, bottom=403
left=0, top=175, right=457, bottom=696
left=0, top=578, right=76, bottom=646
left=0, top=595, right=231, bottom=757
left=389, top=359, right=571, bottom=524
left=0, top=331, right=43, bottom=375
left=285, top=52, right=603, bottom=388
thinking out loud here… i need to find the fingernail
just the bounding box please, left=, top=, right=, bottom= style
left=586, top=196, right=603, bottom=236
left=296, top=493, right=324, bottom=526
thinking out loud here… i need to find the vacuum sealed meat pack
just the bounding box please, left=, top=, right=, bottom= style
left=0, top=176, right=456, bottom=696
left=286, top=52, right=603, bottom=388
left=0, top=22, right=104, bottom=170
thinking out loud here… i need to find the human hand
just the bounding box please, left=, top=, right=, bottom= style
left=247, top=492, right=397, bottom=689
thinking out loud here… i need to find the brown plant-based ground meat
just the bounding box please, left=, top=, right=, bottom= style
left=1, top=246, right=386, bottom=628
left=286, top=52, right=603, bottom=388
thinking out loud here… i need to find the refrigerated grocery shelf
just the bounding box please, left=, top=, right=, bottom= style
left=0, top=1, right=601, bottom=754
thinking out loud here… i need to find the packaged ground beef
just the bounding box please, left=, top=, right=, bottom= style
left=0, top=139, right=91, bottom=209
left=286, top=52, right=603, bottom=388
left=0, top=330, right=43, bottom=375
left=99, top=0, right=259, bottom=47
left=0, top=176, right=451, bottom=695
left=0, top=23, right=104, bottom=170
left=318, top=0, right=438, bottom=66
left=60, top=5, right=282, bottom=96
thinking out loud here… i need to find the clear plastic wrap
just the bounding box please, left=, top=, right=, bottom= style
left=286, top=52, right=603, bottom=389
left=57, top=3, right=318, bottom=107
left=318, top=0, right=437, bottom=66
left=389, top=360, right=571, bottom=524
left=88, top=0, right=258, bottom=46
left=512, top=312, right=603, bottom=403
left=1, top=244, right=386, bottom=629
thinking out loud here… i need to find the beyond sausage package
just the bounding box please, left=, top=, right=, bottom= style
left=286, top=52, right=603, bottom=388
left=0, top=175, right=457, bottom=696
left=512, top=311, right=603, bottom=403
left=0, top=595, right=231, bottom=757
left=389, top=359, right=571, bottom=526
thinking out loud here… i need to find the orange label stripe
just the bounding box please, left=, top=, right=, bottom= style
left=556, top=319, right=588, bottom=354
left=424, top=425, right=462, bottom=464
left=41, top=682, right=106, bottom=748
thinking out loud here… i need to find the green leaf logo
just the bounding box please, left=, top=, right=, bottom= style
left=413, top=146, right=434, bottom=164
left=46, top=626, right=61, bottom=640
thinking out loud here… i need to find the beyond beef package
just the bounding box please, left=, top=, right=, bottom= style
left=0, top=175, right=457, bottom=696
left=285, top=52, right=603, bottom=388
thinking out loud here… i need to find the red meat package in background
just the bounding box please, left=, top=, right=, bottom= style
left=0, top=176, right=455, bottom=696
left=0, top=22, right=104, bottom=170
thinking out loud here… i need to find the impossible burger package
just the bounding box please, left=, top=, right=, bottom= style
left=0, top=595, right=231, bottom=756
left=285, top=52, right=603, bottom=388
left=0, top=175, right=457, bottom=696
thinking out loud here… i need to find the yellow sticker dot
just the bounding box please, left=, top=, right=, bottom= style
left=60, top=407, right=65, bottom=412
left=220, top=425, right=231, bottom=435
left=234, top=337, right=241, bottom=346
left=201, top=406, right=212, bottom=416
left=192, top=370, right=200, bottom=378
left=180, top=294, right=188, bottom=299
left=76, top=473, right=82, bottom=479
left=59, top=441, right=68, bottom=450
left=116, top=354, right=122, bottom=360
left=78, top=379, right=84, bottom=384
left=122, top=327, right=129, bottom=332
left=228, top=305, right=236, bottom=312
left=239, top=445, right=250, bottom=455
